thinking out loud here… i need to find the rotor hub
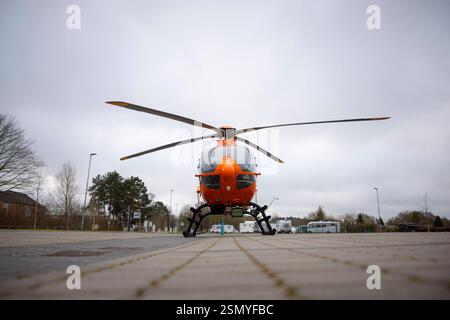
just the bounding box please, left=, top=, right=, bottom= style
left=220, top=127, right=237, bottom=139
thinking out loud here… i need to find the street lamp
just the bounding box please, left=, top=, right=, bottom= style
left=168, top=189, right=174, bottom=232
left=81, top=153, right=97, bottom=231
left=268, top=197, right=279, bottom=208
left=374, top=187, right=381, bottom=232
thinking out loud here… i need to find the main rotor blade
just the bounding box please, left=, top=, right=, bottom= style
left=120, top=133, right=219, bottom=161
left=235, top=117, right=390, bottom=135
left=235, top=136, right=284, bottom=163
left=106, top=101, right=223, bottom=135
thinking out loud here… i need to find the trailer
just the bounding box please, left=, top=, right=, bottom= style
left=307, top=221, right=340, bottom=233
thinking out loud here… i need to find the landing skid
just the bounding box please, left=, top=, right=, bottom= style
left=182, top=202, right=276, bottom=237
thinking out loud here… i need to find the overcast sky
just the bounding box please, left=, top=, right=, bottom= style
left=1, top=0, right=449, bottom=220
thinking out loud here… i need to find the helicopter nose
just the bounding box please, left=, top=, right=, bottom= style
left=221, top=158, right=235, bottom=192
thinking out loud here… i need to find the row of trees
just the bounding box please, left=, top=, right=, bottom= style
left=88, top=171, right=181, bottom=231
left=387, top=210, right=448, bottom=229
left=0, top=113, right=174, bottom=230
left=273, top=206, right=449, bottom=232
left=89, top=171, right=153, bottom=227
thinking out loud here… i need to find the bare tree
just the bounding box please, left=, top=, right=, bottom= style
left=0, top=114, right=44, bottom=191
left=340, top=213, right=356, bottom=225
left=419, top=192, right=433, bottom=214
left=55, top=162, right=79, bottom=229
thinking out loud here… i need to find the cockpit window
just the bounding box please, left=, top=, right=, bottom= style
left=237, top=174, right=255, bottom=189
left=201, top=175, right=220, bottom=189
left=200, top=147, right=223, bottom=173
left=200, top=146, right=256, bottom=173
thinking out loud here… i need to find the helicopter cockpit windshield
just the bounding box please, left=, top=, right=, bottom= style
left=200, top=145, right=256, bottom=173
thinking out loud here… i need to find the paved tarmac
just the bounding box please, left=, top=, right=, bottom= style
left=0, top=230, right=449, bottom=299
left=0, top=230, right=198, bottom=282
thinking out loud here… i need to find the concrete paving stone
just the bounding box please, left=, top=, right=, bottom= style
left=140, top=285, right=286, bottom=300
left=302, top=277, right=450, bottom=300
left=0, top=230, right=178, bottom=248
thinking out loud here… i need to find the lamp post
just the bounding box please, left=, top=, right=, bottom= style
left=374, top=187, right=381, bottom=232
left=168, top=189, right=174, bottom=232
left=33, top=166, right=44, bottom=230
left=81, top=153, right=97, bottom=231
left=268, top=197, right=279, bottom=208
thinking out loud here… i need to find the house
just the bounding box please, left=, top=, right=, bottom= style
left=0, top=190, right=45, bottom=219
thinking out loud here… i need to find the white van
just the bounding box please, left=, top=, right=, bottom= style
left=224, top=224, right=236, bottom=233
left=240, top=221, right=256, bottom=233
left=210, top=224, right=236, bottom=233
left=210, top=224, right=221, bottom=233
left=275, top=220, right=292, bottom=233
left=307, top=221, right=340, bottom=233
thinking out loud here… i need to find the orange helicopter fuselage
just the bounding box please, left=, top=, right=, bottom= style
left=196, top=137, right=259, bottom=207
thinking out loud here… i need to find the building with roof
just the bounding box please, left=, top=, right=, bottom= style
left=0, top=190, right=46, bottom=223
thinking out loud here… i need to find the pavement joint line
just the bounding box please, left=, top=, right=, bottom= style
left=134, top=238, right=222, bottom=299
left=249, top=236, right=450, bottom=291
left=0, top=237, right=208, bottom=297
left=232, top=237, right=307, bottom=300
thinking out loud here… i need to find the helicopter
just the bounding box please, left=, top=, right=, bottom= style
left=107, top=101, right=389, bottom=237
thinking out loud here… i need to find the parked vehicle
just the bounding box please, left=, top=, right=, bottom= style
left=210, top=224, right=236, bottom=233
left=240, top=221, right=256, bottom=233
left=224, top=224, right=236, bottom=233
left=210, top=224, right=221, bottom=233
left=398, top=223, right=419, bottom=232
left=275, top=220, right=292, bottom=233
left=307, top=221, right=340, bottom=233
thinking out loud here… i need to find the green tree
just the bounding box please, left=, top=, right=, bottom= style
left=308, top=206, right=327, bottom=221
left=411, top=211, right=420, bottom=224
left=433, top=216, right=443, bottom=228
left=357, top=213, right=364, bottom=224
left=121, top=176, right=153, bottom=220
left=177, top=204, right=192, bottom=232
left=149, top=201, right=169, bottom=231
left=89, top=171, right=154, bottom=227
left=356, top=213, right=365, bottom=232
